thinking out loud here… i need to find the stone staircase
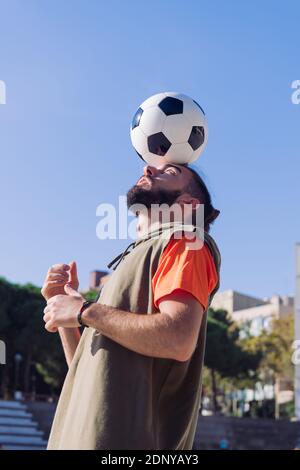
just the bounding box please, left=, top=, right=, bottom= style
left=193, top=415, right=300, bottom=450
left=0, top=400, right=47, bottom=450
left=1, top=400, right=299, bottom=450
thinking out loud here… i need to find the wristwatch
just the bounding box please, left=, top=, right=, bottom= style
left=77, top=301, right=93, bottom=328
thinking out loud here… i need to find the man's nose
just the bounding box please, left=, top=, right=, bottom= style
left=143, top=165, right=158, bottom=177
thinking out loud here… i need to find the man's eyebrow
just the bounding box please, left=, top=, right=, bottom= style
left=161, top=164, right=182, bottom=173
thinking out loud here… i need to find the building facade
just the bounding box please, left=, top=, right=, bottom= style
left=211, top=290, right=294, bottom=337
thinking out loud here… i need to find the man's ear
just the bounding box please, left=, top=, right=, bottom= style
left=190, top=198, right=201, bottom=209
left=176, top=194, right=201, bottom=208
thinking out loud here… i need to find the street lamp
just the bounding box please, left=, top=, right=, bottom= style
left=14, top=353, right=23, bottom=400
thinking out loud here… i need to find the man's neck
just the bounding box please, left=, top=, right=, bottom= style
left=136, top=209, right=189, bottom=238
left=136, top=211, right=154, bottom=238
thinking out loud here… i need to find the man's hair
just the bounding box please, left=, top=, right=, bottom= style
left=182, top=164, right=220, bottom=232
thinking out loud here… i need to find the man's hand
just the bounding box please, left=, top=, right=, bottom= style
left=43, top=284, right=85, bottom=332
left=41, top=261, right=79, bottom=301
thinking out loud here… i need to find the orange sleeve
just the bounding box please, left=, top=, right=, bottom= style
left=152, top=234, right=218, bottom=311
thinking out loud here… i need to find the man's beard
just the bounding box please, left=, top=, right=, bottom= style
left=126, top=183, right=182, bottom=213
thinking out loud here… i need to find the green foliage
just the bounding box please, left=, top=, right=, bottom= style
left=202, top=309, right=295, bottom=417
left=0, top=277, right=66, bottom=397
left=240, top=314, right=294, bottom=381
left=83, top=289, right=99, bottom=302
left=279, top=400, right=295, bottom=419
left=205, top=308, right=261, bottom=380
left=0, top=278, right=101, bottom=398
left=203, top=308, right=262, bottom=412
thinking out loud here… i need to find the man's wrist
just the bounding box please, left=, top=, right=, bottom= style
left=77, top=301, right=93, bottom=327
left=80, top=301, right=99, bottom=328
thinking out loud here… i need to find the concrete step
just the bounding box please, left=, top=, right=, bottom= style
left=0, top=435, right=47, bottom=445
left=2, top=444, right=46, bottom=450
left=0, top=417, right=37, bottom=426
left=0, top=409, right=31, bottom=418
left=195, top=416, right=300, bottom=450
left=0, top=401, right=47, bottom=450
left=197, top=428, right=298, bottom=439
left=0, top=400, right=27, bottom=410
left=0, top=426, right=43, bottom=436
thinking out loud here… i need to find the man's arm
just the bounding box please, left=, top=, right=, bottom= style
left=41, top=262, right=81, bottom=367
left=57, top=327, right=81, bottom=368
left=82, top=289, right=204, bottom=362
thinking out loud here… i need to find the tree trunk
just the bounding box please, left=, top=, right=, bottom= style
left=24, top=351, right=32, bottom=394
left=211, top=368, right=218, bottom=413
left=0, top=365, right=9, bottom=398
left=274, top=377, right=280, bottom=419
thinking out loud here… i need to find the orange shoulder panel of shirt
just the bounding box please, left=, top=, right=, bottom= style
left=152, top=233, right=218, bottom=311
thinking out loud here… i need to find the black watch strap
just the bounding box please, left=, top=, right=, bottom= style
left=77, top=301, right=93, bottom=328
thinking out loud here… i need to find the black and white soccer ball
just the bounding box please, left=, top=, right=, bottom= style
left=130, top=92, right=208, bottom=166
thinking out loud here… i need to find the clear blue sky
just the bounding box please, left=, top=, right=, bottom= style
left=0, top=0, right=299, bottom=298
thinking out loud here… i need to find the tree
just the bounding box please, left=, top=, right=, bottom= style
left=0, top=278, right=67, bottom=397
left=240, top=313, right=294, bottom=418
left=204, top=308, right=261, bottom=412
left=0, top=278, right=102, bottom=398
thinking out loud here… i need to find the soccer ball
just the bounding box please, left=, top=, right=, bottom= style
left=130, top=92, right=208, bottom=166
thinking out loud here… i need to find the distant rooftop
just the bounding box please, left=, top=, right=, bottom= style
left=211, top=289, right=294, bottom=315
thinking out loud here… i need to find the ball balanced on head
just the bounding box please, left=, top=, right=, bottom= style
left=130, top=91, right=208, bottom=166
